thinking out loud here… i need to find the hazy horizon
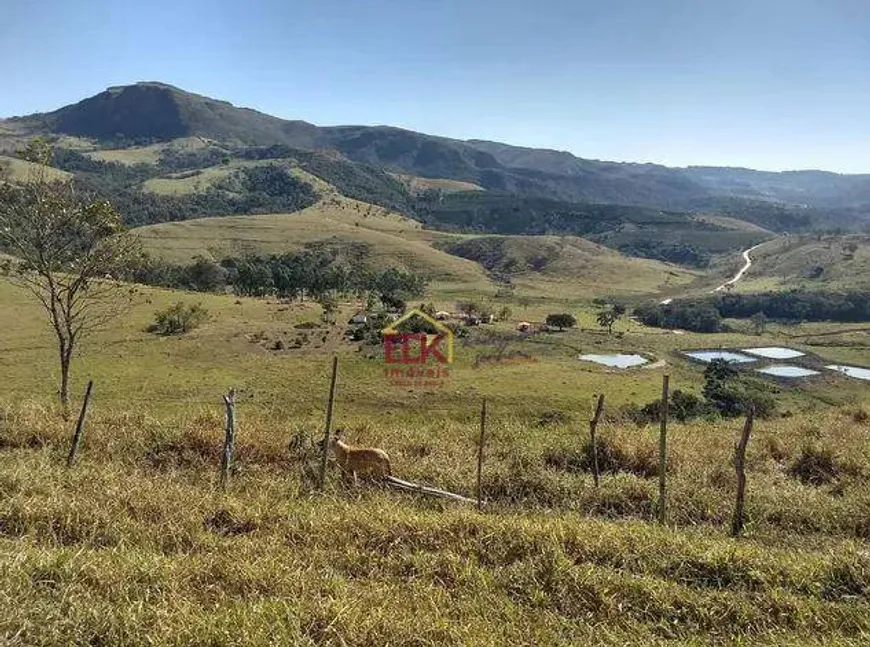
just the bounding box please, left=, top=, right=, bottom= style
left=2, top=0, right=867, bottom=174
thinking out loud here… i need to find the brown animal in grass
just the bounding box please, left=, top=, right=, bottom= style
left=322, top=429, right=392, bottom=483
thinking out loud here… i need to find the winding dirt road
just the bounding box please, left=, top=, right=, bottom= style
left=712, top=241, right=767, bottom=293
left=658, top=240, right=770, bottom=305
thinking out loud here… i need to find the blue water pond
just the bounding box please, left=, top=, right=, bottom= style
left=684, top=350, right=756, bottom=364
left=826, top=365, right=870, bottom=381
left=579, top=353, right=649, bottom=368
left=742, top=347, right=805, bottom=360
left=758, top=365, right=820, bottom=378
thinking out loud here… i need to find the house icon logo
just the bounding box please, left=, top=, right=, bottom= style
left=382, top=309, right=454, bottom=365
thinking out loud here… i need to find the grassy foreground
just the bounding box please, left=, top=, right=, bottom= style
left=2, top=401, right=870, bottom=646
left=3, top=273, right=870, bottom=645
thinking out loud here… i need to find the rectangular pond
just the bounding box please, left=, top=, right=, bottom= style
left=757, top=365, right=820, bottom=378
left=742, top=347, right=805, bottom=360
left=826, top=365, right=870, bottom=381
left=579, top=353, right=649, bottom=369
left=684, top=350, right=757, bottom=364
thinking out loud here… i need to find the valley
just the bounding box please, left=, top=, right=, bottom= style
left=2, top=82, right=870, bottom=646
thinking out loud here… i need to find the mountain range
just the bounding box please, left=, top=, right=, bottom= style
left=4, top=81, right=869, bottom=213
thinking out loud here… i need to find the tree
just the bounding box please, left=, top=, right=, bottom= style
left=234, top=258, right=274, bottom=297
left=184, top=256, right=225, bottom=292
left=317, top=293, right=338, bottom=324
left=0, top=139, right=140, bottom=413
left=545, top=313, right=576, bottom=331
left=597, top=310, right=617, bottom=334
left=751, top=311, right=768, bottom=335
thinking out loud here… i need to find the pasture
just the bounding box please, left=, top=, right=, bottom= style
left=3, top=269, right=870, bottom=644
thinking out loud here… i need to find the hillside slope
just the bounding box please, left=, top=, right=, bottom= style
left=732, top=234, right=870, bottom=292
left=136, top=187, right=695, bottom=299
left=4, top=82, right=870, bottom=215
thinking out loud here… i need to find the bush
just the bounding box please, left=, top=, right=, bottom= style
left=702, top=360, right=776, bottom=418
left=147, top=302, right=209, bottom=336
left=636, top=389, right=710, bottom=423
left=543, top=436, right=658, bottom=479
left=789, top=445, right=840, bottom=486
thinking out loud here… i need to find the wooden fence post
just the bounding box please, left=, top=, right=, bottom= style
left=220, top=388, right=236, bottom=490
left=657, top=375, right=670, bottom=524
left=66, top=380, right=93, bottom=468
left=589, top=394, right=605, bottom=487
left=317, top=356, right=340, bottom=491
left=731, top=407, right=755, bottom=537
left=477, top=397, right=487, bottom=511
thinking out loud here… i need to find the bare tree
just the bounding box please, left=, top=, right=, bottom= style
left=0, top=139, right=140, bottom=414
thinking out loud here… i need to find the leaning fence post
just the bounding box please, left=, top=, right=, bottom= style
left=589, top=394, right=605, bottom=487
left=66, top=380, right=93, bottom=468
left=317, top=356, right=340, bottom=491
left=220, top=388, right=236, bottom=490
left=477, top=397, right=487, bottom=511
left=657, top=375, right=670, bottom=524
left=731, top=406, right=755, bottom=537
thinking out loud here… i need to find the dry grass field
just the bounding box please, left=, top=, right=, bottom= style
left=3, top=265, right=870, bottom=644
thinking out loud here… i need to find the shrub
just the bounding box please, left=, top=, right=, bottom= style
left=147, top=302, right=209, bottom=336
left=637, top=389, right=709, bottom=423
left=702, top=360, right=776, bottom=418
left=543, top=436, right=658, bottom=478
left=789, top=445, right=839, bottom=486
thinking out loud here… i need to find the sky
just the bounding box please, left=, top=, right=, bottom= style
left=1, top=0, right=868, bottom=173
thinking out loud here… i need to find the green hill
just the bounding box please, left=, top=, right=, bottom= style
left=732, top=234, right=870, bottom=292
left=5, top=82, right=870, bottom=218
left=133, top=178, right=696, bottom=301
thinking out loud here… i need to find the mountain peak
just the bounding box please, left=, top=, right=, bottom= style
left=33, top=82, right=316, bottom=145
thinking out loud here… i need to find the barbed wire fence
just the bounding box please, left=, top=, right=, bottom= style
left=0, top=360, right=759, bottom=530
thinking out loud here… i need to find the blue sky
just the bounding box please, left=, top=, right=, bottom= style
left=2, top=0, right=868, bottom=172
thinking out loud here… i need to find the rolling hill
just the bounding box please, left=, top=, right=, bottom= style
left=3, top=81, right=870, bottom=216
left=135, top=183, right=696, bottom=300
left=730, top=234, right=870, bottom=292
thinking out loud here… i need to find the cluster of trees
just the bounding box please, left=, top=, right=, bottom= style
left=713, top=290, right=870, bottom=323
left=158, top=147, right=229, bottom=171
left=634, top=359, right=776, bottom=423
left=636, top=289, right=870, bottom=333
left=238, top=146, right=413, bottom=214
left=131, top=249, right=428, bottom=307
left=634, top=302, right=723, bottom=333
left=615, top=241, right=711, bottom=268
left=130, top=255, right=227, bottom=292
left=53, top=150, right=318, bottom=226
left=413, top=191, right=690, bottom=238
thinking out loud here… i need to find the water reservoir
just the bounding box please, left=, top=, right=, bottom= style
left=579, top=353, right=649, bottom=368
left=684, top=350, right=756, bottom=364
left=826, top=365, right=870, bottom=381
left=742, top=347, right=805, bottom=360
left=758, top=365, right=820, bottom=378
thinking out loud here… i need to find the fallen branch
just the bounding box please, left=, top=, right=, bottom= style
left=384, top=475, right=480, bottom=505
